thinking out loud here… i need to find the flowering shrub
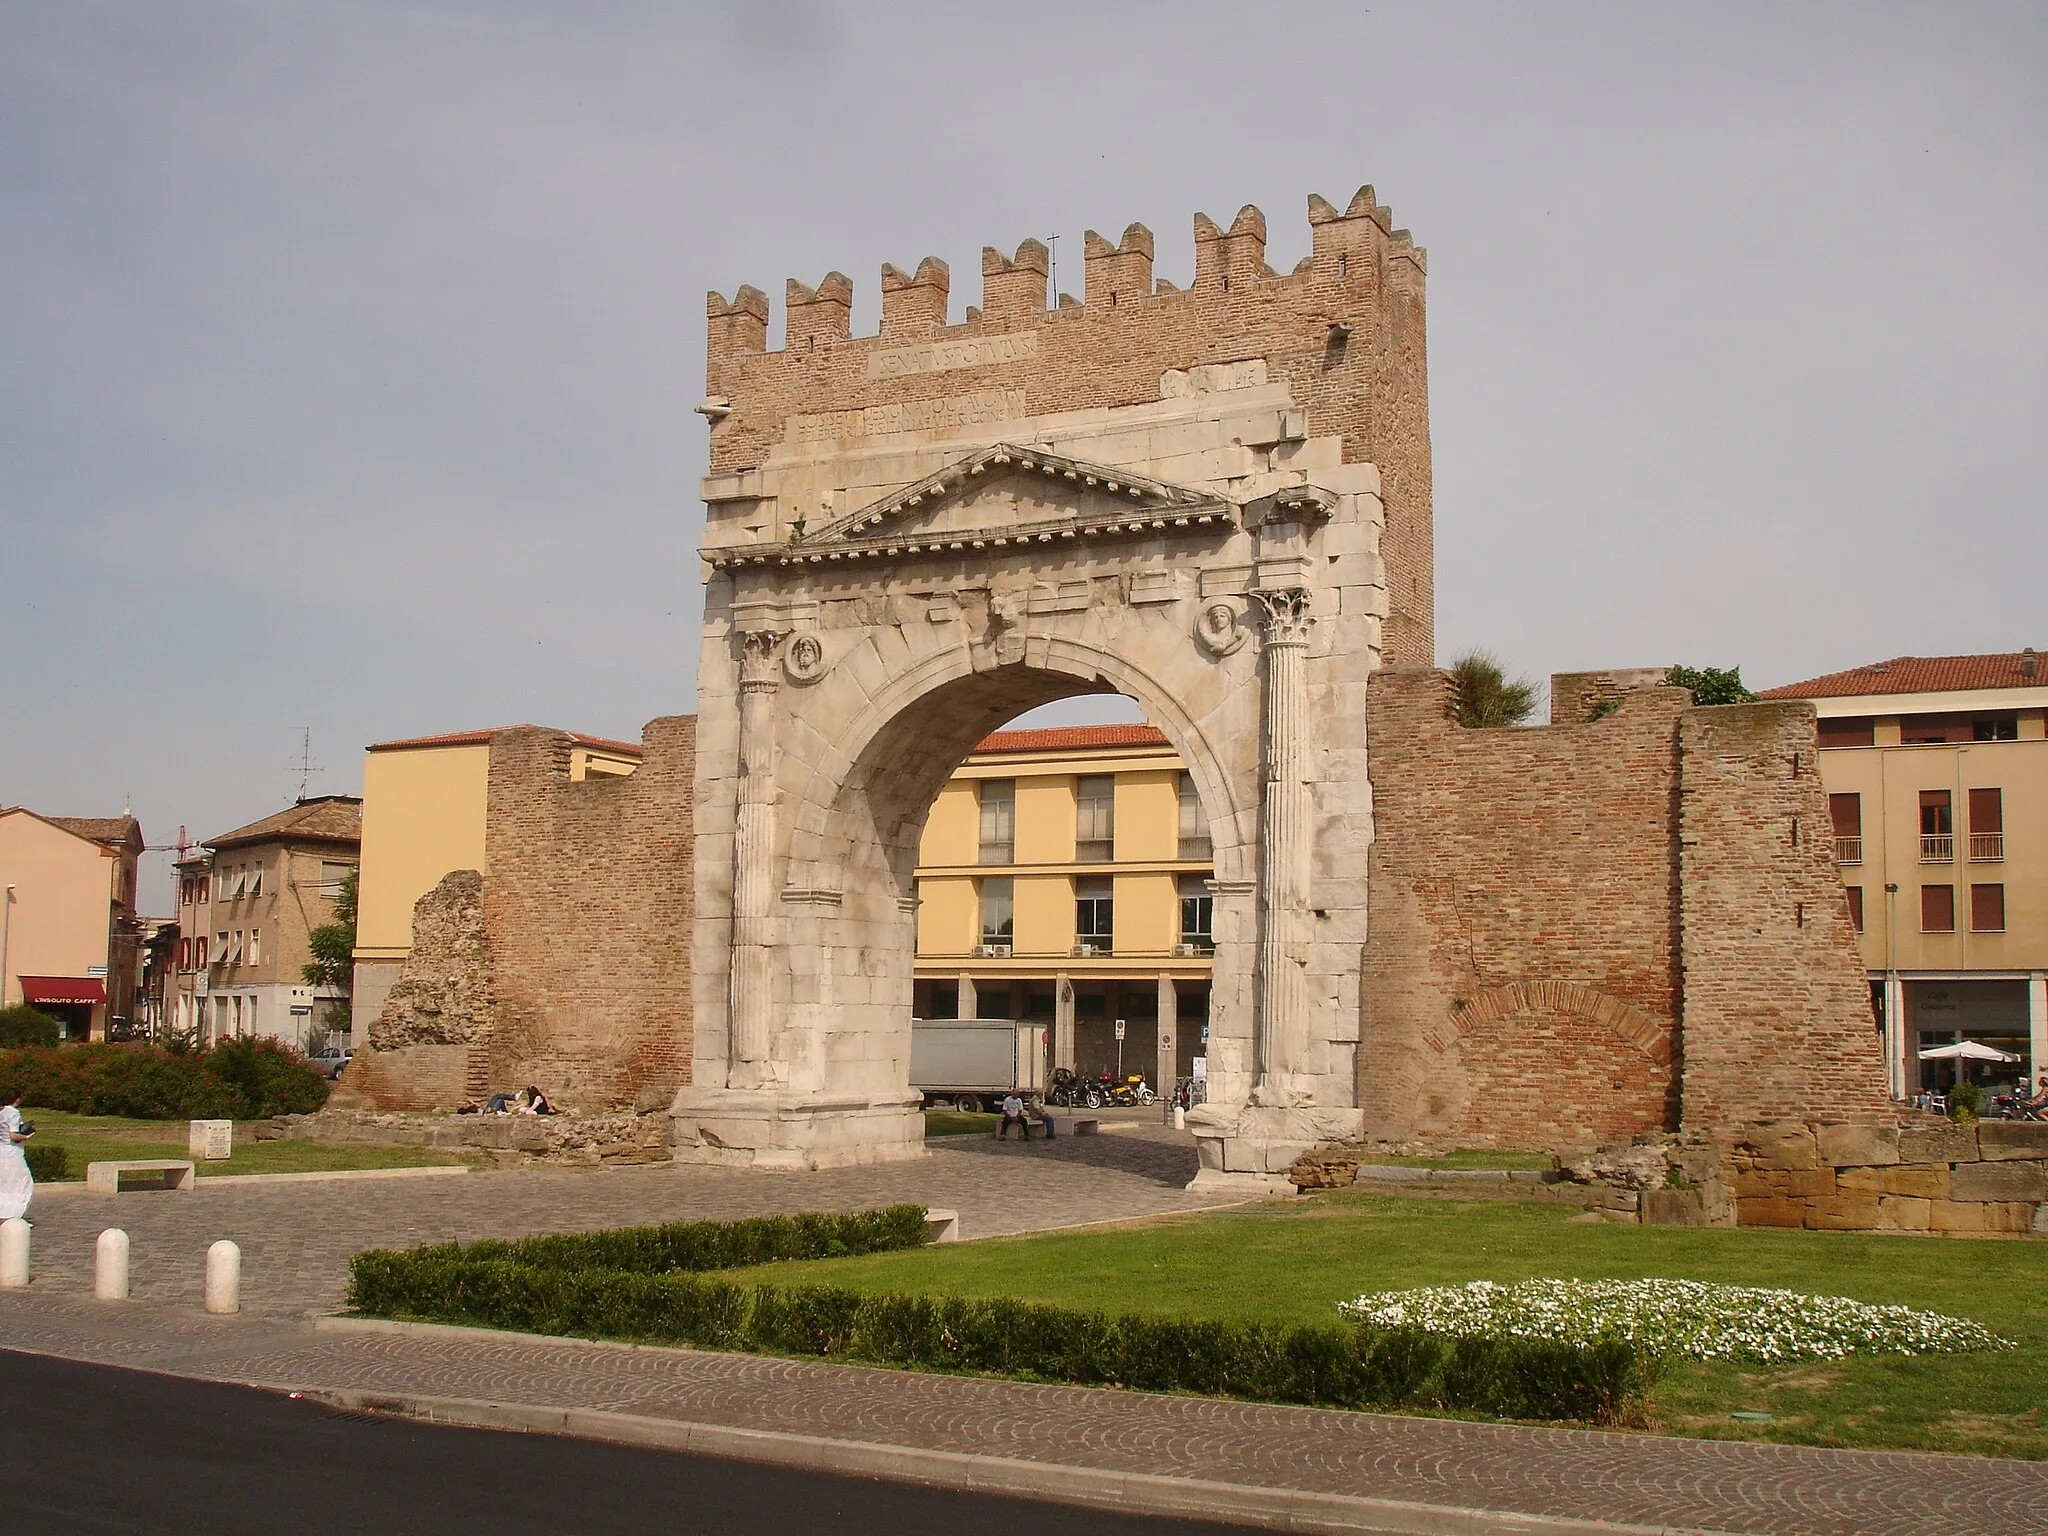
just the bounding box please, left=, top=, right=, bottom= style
left=1339, top=1278, right=2014, bottom=1363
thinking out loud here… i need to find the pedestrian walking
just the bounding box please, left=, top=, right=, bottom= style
left=0, top=1088, right=35, bottom=1221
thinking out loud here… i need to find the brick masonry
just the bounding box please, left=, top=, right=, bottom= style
left=351, top=718, right=697, bottom=1112
left=1360, top=670, right=1891, bottom=1156
left=706, top=189, right=1434, bottom=668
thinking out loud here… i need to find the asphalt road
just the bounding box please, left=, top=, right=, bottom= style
left=1, top=1350, right=1259, bottom=1535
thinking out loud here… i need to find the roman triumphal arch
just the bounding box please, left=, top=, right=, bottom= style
left=675, top=192, right=1429, bottom=1186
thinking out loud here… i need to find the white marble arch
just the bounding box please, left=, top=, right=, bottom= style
left=677, top=401, right=1387, bottom=1182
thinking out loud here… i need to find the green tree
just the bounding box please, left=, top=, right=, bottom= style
left=303, top=865, right=358, bottom=1036
left=1665, top=665, right=1756, bottom=706
left=1447, top=649, right=1538, bottom=728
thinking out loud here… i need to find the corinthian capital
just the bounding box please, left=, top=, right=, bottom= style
left=738, top=626, right=788, bottom=690
left=1252, top=587, right=1313, bottom=647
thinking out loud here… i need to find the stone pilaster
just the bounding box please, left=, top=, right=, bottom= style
left=728, top=624, right=785, bottom=1089
left=1251, top=585, right=1313, bottom=1106
left=1054, top=973, right=1076, bottom=1071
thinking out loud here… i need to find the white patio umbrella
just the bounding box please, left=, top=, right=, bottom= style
left=1916, top=1041, right=2022, bottom=1063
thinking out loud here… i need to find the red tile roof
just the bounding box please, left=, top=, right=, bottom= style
left=971, top=724, right=1171, bottom=755
left=207, top=796, right=363, bottom=851
left=43, top=815, right=141, bottom=849
left=1761, top=652, right=2047, bottom=700
left=368, top=726, right=644, bottom=756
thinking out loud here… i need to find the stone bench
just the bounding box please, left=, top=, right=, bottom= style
left=1031, top=1115, right=1097, bottom=1137
left=924, top=1208, right=961, bottom=1243
left=86, top=1159, right=197, bottom=1195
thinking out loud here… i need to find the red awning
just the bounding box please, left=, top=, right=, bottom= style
left=19, top=976, right=105, bottom=1007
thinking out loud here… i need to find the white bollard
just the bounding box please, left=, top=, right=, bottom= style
left=0, top=1217, right=30, bottom=1288
left=204, top=1239, right=240, bottom=1315
left=1173, top=1105, right=1187, bottom=1130
left=94, top=1228, right=129, bottom=1301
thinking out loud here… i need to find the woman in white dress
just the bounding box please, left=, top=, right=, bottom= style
left=0, top=1088, right=34, bottom=1221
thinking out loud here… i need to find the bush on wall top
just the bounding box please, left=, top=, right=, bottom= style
left=0, top=1038, right=330, bottom=1120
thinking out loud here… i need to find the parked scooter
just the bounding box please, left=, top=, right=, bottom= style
left=1097, top=1072, right=1156, bottom=1107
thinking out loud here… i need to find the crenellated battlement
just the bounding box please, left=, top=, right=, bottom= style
left=700, top=183, right=1435, bottom=666
left=704, top=187, right=1424, bottom=374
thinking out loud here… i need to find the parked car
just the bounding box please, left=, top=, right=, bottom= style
left=308, top=1046, right=354, bottom=1080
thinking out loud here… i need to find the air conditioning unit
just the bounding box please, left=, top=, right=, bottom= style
left=971, top=943, right=1012, bottom=958
left=1071, top=942, right=1109, bottom=958
left=1172, top=942, right=1211, bottom=957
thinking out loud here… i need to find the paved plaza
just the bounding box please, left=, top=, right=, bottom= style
left=4, top=1127, right=2046, bottom=1535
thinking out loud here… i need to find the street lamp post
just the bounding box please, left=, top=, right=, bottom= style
left=1, top=885, right=15, bottom=1010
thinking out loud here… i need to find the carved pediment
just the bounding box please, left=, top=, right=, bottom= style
left=705, top=443, right=1247, bottom=571
left=834, top=443, right=1235, bottom=542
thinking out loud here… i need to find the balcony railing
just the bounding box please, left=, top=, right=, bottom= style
left=1834, top=836, right=1863, bottom=865
left=1920, top=834, right=1954, bottom=863
left=1969, top=832, right=2005, bottom=863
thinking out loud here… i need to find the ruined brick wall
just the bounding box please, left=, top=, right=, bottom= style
left=1361, top=670, right=1688, bottom=1150
left=1361, top=672, right=1888, bottom=1152
left=350, top=869, right=491, bottom=1111
left=1677, top=705, right=1891, bottom=1130
left=483, top=718, right=696, bottom=1109
left=705, top=188, right=1435, bottom=665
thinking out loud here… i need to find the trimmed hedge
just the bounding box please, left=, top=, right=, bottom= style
left=0, top=1039, right=330, bottom=1120
left=346, top=1209, right=1653, bottom=1425
left=0, top=1005, right=61, bottom=1049
left=25, top=1143, right=70, bottom=1182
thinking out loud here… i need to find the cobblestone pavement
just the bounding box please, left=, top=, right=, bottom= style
left=0, top=1294, right=2043, bottom=1536
left=8, top=1127, right=2048, bottom=1535
left=21, top=1125, right=1214, bottom=1315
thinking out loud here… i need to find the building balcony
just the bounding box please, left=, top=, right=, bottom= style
left=1834, top=836, right=1862, bottom=865
left=1920, top=834, right=1954, bottom=863
left=1969, top=833, right=2005, bottom=863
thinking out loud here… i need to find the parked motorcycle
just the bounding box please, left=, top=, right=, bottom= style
left=1097, top=1072, right=1156, bottom=1107
left=1047, top=1067, right=1091, bottom=1109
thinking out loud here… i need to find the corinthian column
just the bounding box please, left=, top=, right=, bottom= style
left=729, top=626, right=785, bottom=1089
left=1251, top=586, right=1313, bottom=1105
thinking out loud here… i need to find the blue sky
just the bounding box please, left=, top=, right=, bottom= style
left=3, top=0, right=2043, bottom=911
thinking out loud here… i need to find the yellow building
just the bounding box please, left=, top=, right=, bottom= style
left=913, top=724, right=1213, bottom=1090
left=349, top=726, right=641, bottom=1039
left=1763, top=651, right=2048, bottom=1098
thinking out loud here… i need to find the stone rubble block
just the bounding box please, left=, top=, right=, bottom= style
left=1815, top=1123, right=1900, bottom=1167
left=1898, top=1122, right=1980, bottom=1165
left=1975, top=1122, right=2048, bottom=1162
left=1948, top=1160, right=2048, bottom=1204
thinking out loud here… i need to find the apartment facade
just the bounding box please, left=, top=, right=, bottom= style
left=1762, top=651, right=2048, bottom=1098
left=0, top=809, right=145, bottom=1038
left=913, top=724, right=1214, bottom=1090
left=173, top=797, right=362, bottom=1048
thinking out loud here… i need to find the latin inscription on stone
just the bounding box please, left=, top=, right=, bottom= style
left=865, top=332, right=1039, bottom=380
left=788, top=389, right=1028, bottom=446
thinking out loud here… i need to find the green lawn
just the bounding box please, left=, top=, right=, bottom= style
left=922, top=1110, right=1001, bottom=1138
left=1360, top=1148, right=1555, bottom=1171
left=24, top=1110, right=476, bottom=1179
left=728, top=1190, right=2048, bottom=1458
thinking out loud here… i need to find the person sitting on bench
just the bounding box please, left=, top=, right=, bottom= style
left=997, top=1092, right=1034, bottom=1141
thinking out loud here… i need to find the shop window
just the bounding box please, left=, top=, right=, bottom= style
left=1920, top=885, right=1955, bottom=933
left=977, top=779, right=1015, bottom=865
left=1075, top=879, right=1114, bottom=948
left=1177, top=772, right=1211, bottom=860
left=1075, top=776, right=1115, bottom=861
left=1818, top=717, right=1875, bottom=748
left=1178, top=875, right=1214, bottom=950
left=977, top=878, right=1014, bottom=946
left=1971, top=884, right=2006, bottom=933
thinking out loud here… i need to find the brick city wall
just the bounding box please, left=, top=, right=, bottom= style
left=1360, top=670, right=1888, bottom=1152
left=705, top=188, right=1435, bottom=665
left=1675, top=706, right=1892, bottom=1131
left=483, top=718, right=697, bottom=1109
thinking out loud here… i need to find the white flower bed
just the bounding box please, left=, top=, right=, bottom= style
left=1338, top=1278, right=2014, bottom=1362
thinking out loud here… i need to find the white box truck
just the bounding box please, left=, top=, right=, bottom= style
left=910, top=1020, right=1047, bottom=1112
